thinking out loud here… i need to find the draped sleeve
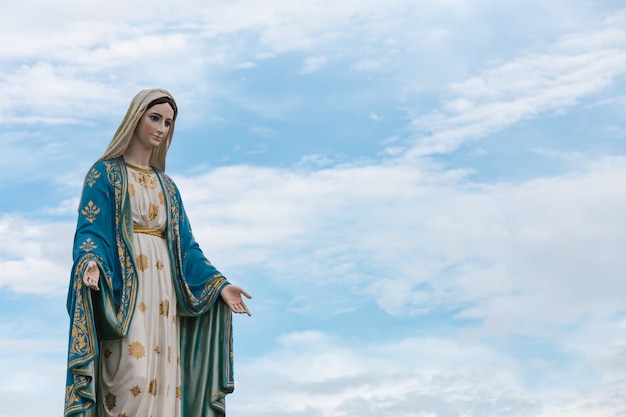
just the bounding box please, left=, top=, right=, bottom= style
left=159, top=172, right=235, bottom=416
left=159, top=172, right=230, bottom=315
left=64, top=159, right=138, bottom=416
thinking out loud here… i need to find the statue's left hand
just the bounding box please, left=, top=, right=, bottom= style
left=220, top=284, right=252, bottom=316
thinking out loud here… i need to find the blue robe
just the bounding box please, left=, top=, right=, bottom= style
left=65, top=157, right=234, bottom=416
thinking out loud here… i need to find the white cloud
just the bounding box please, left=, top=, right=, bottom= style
left=14, top=149, right=623, bottom=339
left=359, top=156, right=626, bottom=333
left=352, top=59, right=382, bottom=72
left=0, top=62, right=127, bottom=124
left=407, top=15, right=626, bottom=156
left=3, top=0, right=616, bottom=127
left=166, top=153, right=626, bottom=343
left=235, top=62, right=258, bottom=69
left=229, top=329, right=626, bottom=417
left=302, top=56, right=329, bottom=73
left=0, top=334, right=67, bottom=417
left=249, top=126, right=275, bottom=137
left=0, top=216, right=74, bottom=294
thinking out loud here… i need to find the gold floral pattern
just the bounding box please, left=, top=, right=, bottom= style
left=130, top=385, right=141, bottom=398
left=104, top=392, right=117, bottom=411
left=66, top=257, right=100, bottom=413
left=128, top=341, right=145, bottom=360
left=148, top=202, right=159, bottom=221
left=81, top=201, right=100, bottom=223
left=176, top=386, right=182, bottom=399
left=136, top=254, right=149, bottom=271
left=106, top=160, right=138, bottom=335
left=137, top=302, right=147, bottom=312
left=65, top=384, right=81, bottom=415
left=69, top=268, right=92, bottom=361
left=86, top=167, right=101, bottom=188
left=79, top=238, right=97, bottom=253
left=160, top=299, right=169, bottom=317
left=131, top=170, right=157, bottom=189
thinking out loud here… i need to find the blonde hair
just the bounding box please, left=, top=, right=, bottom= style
left=100, top=88, right=177, bottom=171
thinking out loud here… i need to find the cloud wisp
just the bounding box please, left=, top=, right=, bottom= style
left=406, top=11, right=626, bottom=157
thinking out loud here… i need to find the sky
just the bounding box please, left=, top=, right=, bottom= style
left=1, top=0, right=625, bottom=416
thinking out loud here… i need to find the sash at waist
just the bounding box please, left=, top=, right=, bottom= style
left=133, top=224, right=166, bottom=239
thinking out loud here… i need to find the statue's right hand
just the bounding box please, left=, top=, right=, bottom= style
left=83, top=260, right=100, bottom=291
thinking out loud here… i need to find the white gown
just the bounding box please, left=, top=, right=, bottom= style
left=98, top=164, right=182, bottom=417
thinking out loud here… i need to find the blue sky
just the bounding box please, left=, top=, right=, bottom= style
left=1, top=1, right=626, bottom=416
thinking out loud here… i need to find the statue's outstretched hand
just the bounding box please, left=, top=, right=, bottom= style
left=83, top=260, right=100, bottom=291
left=220, top=284, right=252, bottom=316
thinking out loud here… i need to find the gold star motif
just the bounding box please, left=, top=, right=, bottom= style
left=160, top=299, right=169, bottom=317
left=128, top=341, right=145, bottom=360
left=148, top=202, right=159, bottom=220
left=130, top=385, right=141, bottom=398
left=137, top=302, right=147, bottom=313
left=176, top=386, right=182, bottom=399
left=154, top=346, right=161, bottom=354
left=103, top=347, right=112, bottom=359
left=148, top=379, right=157, bottom=396
left=104, top=392, right=116, bottom=411
left=136, top=254, right=149, bottom=271
left=156, top=260, right=164, bottom=270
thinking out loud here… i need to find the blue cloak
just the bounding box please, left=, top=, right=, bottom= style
left=65, top=157, right=234, bottom=416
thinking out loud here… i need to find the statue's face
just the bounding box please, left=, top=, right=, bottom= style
left=132, top=102, right=175, bottom=151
